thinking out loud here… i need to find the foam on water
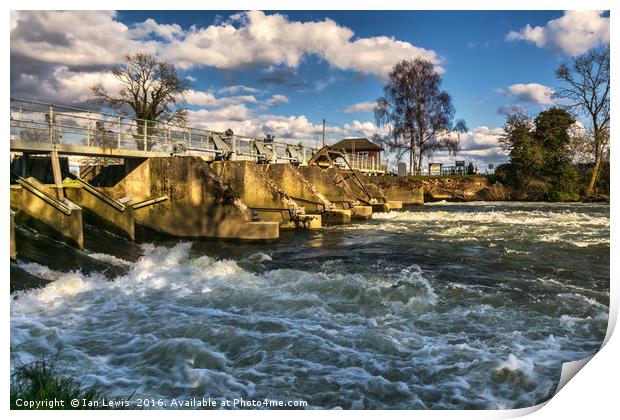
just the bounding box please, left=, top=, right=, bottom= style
left=10, top=202, right=609, bottom=409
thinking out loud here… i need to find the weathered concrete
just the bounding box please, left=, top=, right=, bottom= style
left=322, top=209, right=352, bottom=225
left=264, top=164, right=331, bottom=214
left=297, top=166, right=357, bottom=210
left=363, top=175, right=424, bottom=206
left=86, top=157, right=279, bottom=240
left=387, top=201, right=403, bottom=210
left=10, top=183, right=84, bottom=248
left=10, top=211, right=16, bottom=260
left=212, top=161, right=320, bottom=229
left=63, top=185, right=135, bottom=240
left=351, top=205, right=373, bottom=220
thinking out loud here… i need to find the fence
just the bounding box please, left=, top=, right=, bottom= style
left=10, top=98, right=389, bottom=173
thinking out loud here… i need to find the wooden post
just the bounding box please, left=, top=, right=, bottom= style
left=50, top=146, right=65, bottom=201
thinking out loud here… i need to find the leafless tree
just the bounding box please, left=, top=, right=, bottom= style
left=554, top=47, right=609, bottom=196
left=91, top=53, right=190, bottom=150
left=375, top=59, right=462, bottom=173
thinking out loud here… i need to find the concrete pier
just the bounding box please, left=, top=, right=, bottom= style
left=363, top=175, right=424, bottom=206
left=212, top=161, right=320, bottom=229
left=10, top=211, right=16, bottom=260
left=63, top=184, right=135, bottom=240
left=86, top=157, right=279, bottom=240
left=10, top=180, right=84, bottom=248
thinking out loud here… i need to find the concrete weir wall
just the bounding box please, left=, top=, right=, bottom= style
left=363, top=175, right=425, bottom=206
left=88, top=157, right=279, bottom=240
left=10, top=184, right=84, bottom=248
left=63, top=186, right=135, bottom=240
left=211, top=161, right=320, bottom=229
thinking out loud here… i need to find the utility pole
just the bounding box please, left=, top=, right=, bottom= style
left=322, top=119, right=326, bottom=147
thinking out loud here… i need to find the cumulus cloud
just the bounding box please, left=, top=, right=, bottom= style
left=187, top=103, right=386, bottom=145
left=217, top=85, right=262, bottom=95
left=10, top=11, right=157, bottom=67
left=344, top=101, right=376, bottom=113
left=129, top=18, right=184, bottom=41
left=499, top=83, right=555, bottom=105
left=264, top=94, right=289, bottom=107
left=183, top=89, right=257, bottom=107
left=159, top=10, right=442, bottom=77
left=429, top=126, right=507, bottom=167
left=506, top=10, right=609, bottom=56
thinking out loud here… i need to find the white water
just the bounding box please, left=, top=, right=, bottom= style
left=10, top=202, right=609, bottom=409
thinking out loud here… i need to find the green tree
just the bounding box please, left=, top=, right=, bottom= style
left=499, top=108, right=579, bottom=201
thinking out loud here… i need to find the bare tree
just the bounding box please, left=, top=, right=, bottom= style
left=91, top=52, right=190, bottom=150
left=554, top=47, right=609, bottom=196
left=375, top=59, right=462, bottom=173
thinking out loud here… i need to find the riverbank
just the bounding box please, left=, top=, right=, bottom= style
left=387, top=172, right=609, bottom=203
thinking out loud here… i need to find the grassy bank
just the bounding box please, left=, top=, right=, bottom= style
left=10, top=356, right=107, bottom=410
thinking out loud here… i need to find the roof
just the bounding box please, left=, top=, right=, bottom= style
left=331, top=137, right=383, bottom=152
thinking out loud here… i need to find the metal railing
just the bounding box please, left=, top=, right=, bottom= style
left=341, top=153, right=388, bottom=174
left=10, top=98, right=388, bottom=173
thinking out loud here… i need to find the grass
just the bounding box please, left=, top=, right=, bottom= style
left=10, top=355, right=108, bottom=410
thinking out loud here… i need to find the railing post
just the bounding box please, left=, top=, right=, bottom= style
left=117, top=116, right=122, bottom=148
left=87, top=114, right=92, bottom=146
left=48, top=105, right=54, bottom=143
left=231, top=135, right=237, bottom=160
left=143, top=120, right=148, bottom=151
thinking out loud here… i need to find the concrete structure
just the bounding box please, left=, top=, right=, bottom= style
left=364, top=175, right=425, bottom=206
left=212, top=161, right=320, bottom=229
left=85, top=157, right=279, bottom=240
left=10, top=211, right=16, bottom=260
left=63, top=184, right=135, bottom=240
left=10, top=180, right=84, bottom=248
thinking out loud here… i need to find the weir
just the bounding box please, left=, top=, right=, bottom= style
left=211, top=161, right=321, bottom=229
left=8, top=98, right=430, bottom=254
left=262, top=163, right=361, bottom=223
left=10, top=177, right=84, bottom=248
left=84, top=157, right=279, bottom=240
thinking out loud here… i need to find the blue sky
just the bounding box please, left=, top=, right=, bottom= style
left=10, top=10, right=610, bottom=167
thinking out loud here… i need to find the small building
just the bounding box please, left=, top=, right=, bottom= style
left=331, top=137, right=383, bottom=160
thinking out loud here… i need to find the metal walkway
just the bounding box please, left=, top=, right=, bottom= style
left=10, top=98, right=388, bottom=173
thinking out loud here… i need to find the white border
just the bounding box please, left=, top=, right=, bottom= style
left=3, top=2, right=617, bottom=419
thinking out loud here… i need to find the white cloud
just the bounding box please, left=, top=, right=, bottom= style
left=183, top=89, right=257, bottom=107
left=264, top=94, right=289, bottom=107
left=499, top=83, right=555, bottom=105
left=344, top=101, right=376, bottom=113
left=159, top=10, right=442, bottom=77
left=129, top=18, right=183, bottom=41
left=506, top=11, right=609, bottom=56
left=217, top=85, right=261, bottom=95
left=10, top=11, right=158, bottom=67
left=14, top=66, right=124, bottom=103
left=186, top=103, right=388, bottom=146
left=430, top=126, right=508, bottom=167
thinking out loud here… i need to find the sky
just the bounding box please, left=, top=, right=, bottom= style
left=10, top=10, right=610, bottom=169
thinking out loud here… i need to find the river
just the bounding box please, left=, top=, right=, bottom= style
left=10, top=201, right=610, bottom=409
